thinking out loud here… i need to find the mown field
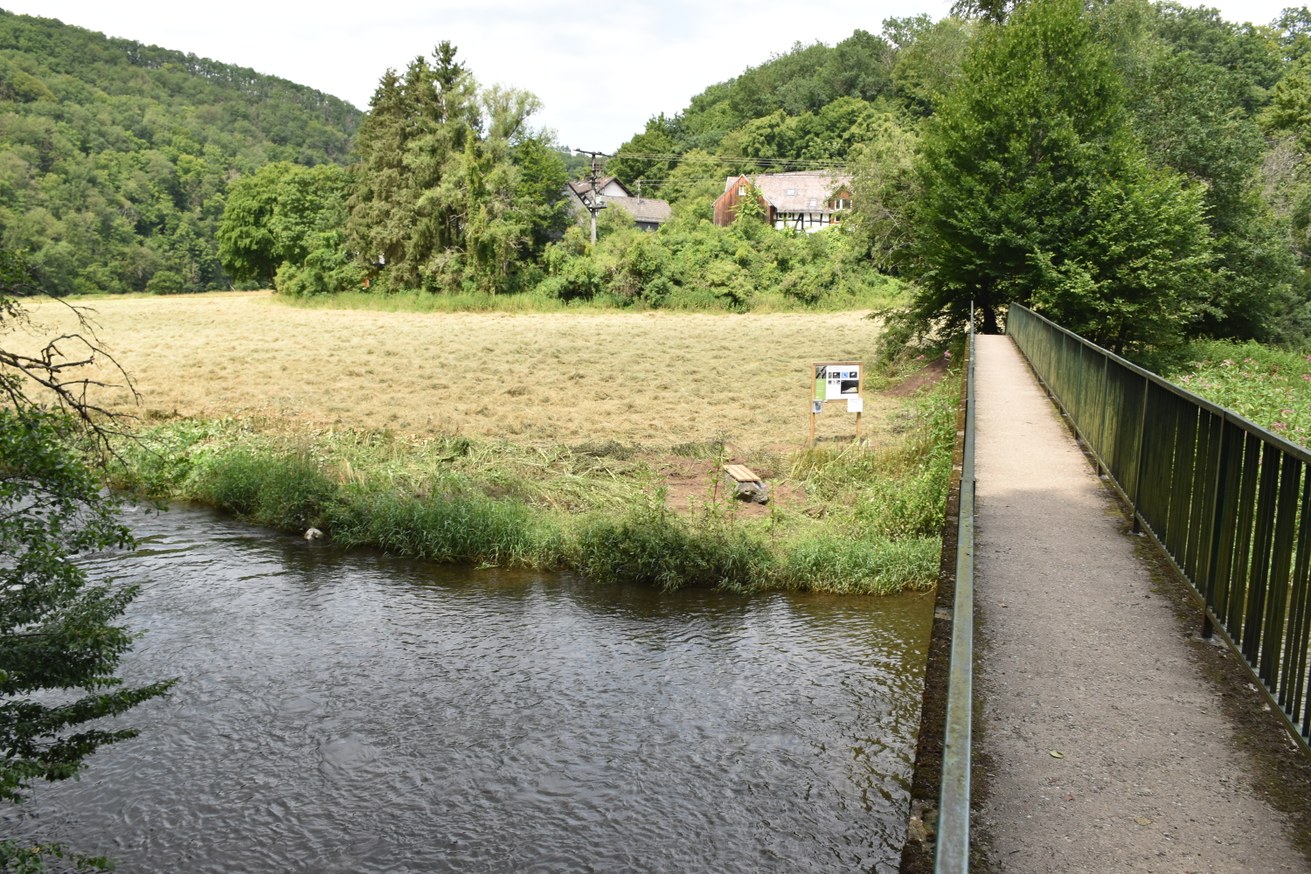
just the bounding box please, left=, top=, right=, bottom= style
left=27, top=291, right=904, bottom=448
left=19, top=292, right=958, bottom=595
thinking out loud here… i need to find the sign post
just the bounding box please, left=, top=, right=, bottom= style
left=810, top=362, right=863, bottom=445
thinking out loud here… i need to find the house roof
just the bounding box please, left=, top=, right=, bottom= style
left=604, top=196, right=673, bottom=225
left=568, top=176, right=630, bottom=198
left=724, top=171, right=853, bottom=214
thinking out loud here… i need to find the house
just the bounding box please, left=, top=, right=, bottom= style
left=565, top=177, right=672, bottom=233
left=713, top=171, right=852, bottom=232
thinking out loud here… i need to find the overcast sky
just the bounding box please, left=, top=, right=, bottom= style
left=4, top=0, right=1297, bottom=152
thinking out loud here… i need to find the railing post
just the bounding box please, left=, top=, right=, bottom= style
left=1130, top=375, right=1150, bottom=534
left=1201, top=413, right=1233, bottom=640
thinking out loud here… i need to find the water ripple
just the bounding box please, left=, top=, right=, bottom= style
left=5, top=505, right=933, bottom=873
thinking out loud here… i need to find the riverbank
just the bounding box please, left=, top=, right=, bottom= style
left=19, top=292, right=957, bottom=594
left=106, top=367, right=955, bottom=594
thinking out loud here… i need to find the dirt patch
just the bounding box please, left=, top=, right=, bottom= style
left=886, top=356, right=951, bottom=398
left=654, top=453, right=804, bottom=519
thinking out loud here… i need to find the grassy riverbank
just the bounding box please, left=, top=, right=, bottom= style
left=1168, top=340, right=1311, bottom=447
left=22, top=292, right=956, bottom=594
left=106, top=370, right=955, bottom=594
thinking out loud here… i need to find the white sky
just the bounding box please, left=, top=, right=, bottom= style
left=4, top=0, right=1298, bottom=152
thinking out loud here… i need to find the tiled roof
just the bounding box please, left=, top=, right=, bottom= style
left=725, top=171, right=852, bottom=213
left=605, top=196, right=672, bottom=224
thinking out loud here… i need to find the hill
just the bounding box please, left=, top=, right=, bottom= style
left=0, top=8, right=363, bottom=294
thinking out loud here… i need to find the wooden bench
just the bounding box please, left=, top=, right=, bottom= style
left=723, top=464, right=768, bottom=504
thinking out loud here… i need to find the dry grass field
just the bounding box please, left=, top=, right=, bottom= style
left=20, top=291, right=902, bottom=452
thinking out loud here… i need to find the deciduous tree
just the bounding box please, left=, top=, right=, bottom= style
left=903, top=0, right=1214, bottom=355
left=0, top=249, right=172, bottom=865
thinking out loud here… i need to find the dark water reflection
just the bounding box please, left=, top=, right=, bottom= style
left=6, top=505, right=932, bottom=873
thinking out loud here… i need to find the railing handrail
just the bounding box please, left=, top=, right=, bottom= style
left=1007, top=304, right=1311, bottom=753
left=935, top=316, right=976, bottom=873
left=1008, top=305, right=1311, bottom=464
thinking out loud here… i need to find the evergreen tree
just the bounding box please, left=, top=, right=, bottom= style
left=346, top=43, right=564, bottom=295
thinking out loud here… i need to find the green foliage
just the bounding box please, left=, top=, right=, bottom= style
left=1168, top=340, right=1311, bottom=447
left=845, top=115, right=920, bottom=270
left=0, top=249, right=173, bottom=865
left=1096, top=0, right=1297, bottom=342
left=778, top=534, right=939, bottom=595
left=536, top=211, right=903, bottom=312
left=888, top=16, right=975, bottom=116
left=0, top=10, right=361, bottom=294
left=330, top=487, right=549, bottom=568
left=0, top=839, right=110, bottom=872
left=574, top=497, right=770, bottom=593
left=346, top=43, right=567, bottom=296
left=191, top=448, right=336, bottom=530
left=219, top=161, right=359, bottom=294
left=0, top=412, right=173, bottom=806
left=902, top=0, right=1215, bottom=355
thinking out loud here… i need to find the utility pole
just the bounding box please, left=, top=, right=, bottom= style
left=574, top=149, right=609, bottom=244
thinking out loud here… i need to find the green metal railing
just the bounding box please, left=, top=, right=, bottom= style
left=1008, top=305, right=1311, bottom=749
left=935, top=317, right=976, bottom=873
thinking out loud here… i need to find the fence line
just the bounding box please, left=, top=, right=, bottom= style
left=935, top=317, right=976, bottom=873
left=1008, top=305, right=1311, bottom=750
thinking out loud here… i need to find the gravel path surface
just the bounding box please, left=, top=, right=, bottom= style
left=970, top=334, right=1309, bottom=873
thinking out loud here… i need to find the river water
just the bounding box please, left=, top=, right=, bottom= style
left=6, top=505, right=932, bottom=873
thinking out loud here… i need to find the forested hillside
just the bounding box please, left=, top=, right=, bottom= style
left=0, top=9, right=362, bottom=294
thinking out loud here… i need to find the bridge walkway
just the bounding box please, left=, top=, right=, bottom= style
left=969, top=333, right=1309, bottom=872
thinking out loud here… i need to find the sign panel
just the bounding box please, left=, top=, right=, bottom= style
left=813, top=363, right=861, bottom=402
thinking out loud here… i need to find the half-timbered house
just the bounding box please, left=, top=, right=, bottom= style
left=712, top=171, right=852, bottom=232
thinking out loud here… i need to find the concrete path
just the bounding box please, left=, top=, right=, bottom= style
left=971, top=334, right=1309, bottom=873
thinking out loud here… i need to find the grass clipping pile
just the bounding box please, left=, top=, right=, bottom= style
left=33, top=293, right=957, bottom=595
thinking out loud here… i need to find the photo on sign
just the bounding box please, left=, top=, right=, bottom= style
left=812, top=400, right=823, bottom=414
left=813, top=362, right=862, bottom=402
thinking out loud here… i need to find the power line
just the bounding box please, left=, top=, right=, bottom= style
left=603, top=151, right=852, bottom=172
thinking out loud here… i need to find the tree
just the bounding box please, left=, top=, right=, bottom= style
left=0, top=249, right=172, bottom=863
left=346, top=42, right=560, bottom=295
left=608, top=116, right=680, bottom=194
left=1094, top=0, right=1297, bottom=341
left=219, top=162, right=356, bottom=293
left=846, top=113, right=920, bottom=271
left=889, top=16, right=975, bottom=117
left=903, top=0, right=1214, bottom=354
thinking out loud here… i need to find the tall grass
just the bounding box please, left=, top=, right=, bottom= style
left=104, top=364, right=959, bottom=595
left=574, top=497, right=771, bottom=592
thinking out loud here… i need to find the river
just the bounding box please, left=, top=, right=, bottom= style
left=5, top=505, right=932, bottom=873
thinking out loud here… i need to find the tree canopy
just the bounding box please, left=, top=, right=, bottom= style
left=903, top=0, right=1214, bottom=353
left=344, top=42, right=569, bottom=295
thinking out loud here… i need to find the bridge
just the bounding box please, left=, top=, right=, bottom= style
left=903, top=308, right=1311, bottom=872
